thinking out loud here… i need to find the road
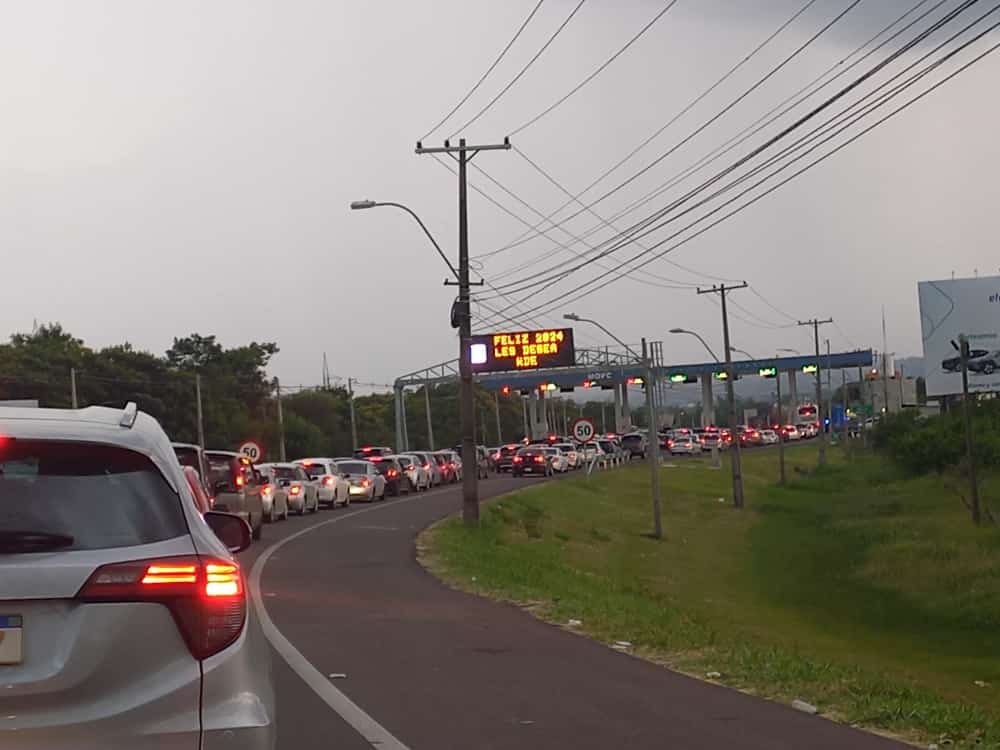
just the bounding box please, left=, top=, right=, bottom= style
left=241, top=472, right=904, bottom=750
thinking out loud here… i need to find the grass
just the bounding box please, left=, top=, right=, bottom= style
left=420, top=444, right=1000, bottom=748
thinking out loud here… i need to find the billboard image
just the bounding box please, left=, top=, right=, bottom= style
left=918, top=275, right=1000, bottom=397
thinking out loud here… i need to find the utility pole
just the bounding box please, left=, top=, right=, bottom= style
left=275, top=378, right=286, bottom=462
left=775, top=363, right=785, bottom=484
left=70, top=367, right=78, bottom=409
left=643, top=338, right=663, bottom=538
left=798, top=317, right=834, bottom=465
left=601, top=401, right=607, bottom=433
left=697, top=283, right=747, bottom=508
left=958, top=336, right=981, bottom=524
left=825, top=338, right=832, bottom=440
left=562, top=399, right=568, bottom=436
left=424, top=384, right=435, bottom=450
left=841, top=369, right=848, bottom=442
left=494, top=391, right=503, bottom=444
left=195, top=373, right=205, bottom=450
left=416, top=136, right=510, bottom=527
left=347, top=377, right=358, bottom=450
left=882, top=306, right=891, bottom=415
left=521, top=395, right=529, bottom=442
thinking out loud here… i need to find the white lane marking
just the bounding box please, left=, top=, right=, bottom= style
left=249, top=496, right=418, bottom=750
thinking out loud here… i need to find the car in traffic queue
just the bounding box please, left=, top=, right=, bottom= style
left=512, top=446, right=554, bottom=477
left=542, top=446, right=570, bottom=473
left=296, top=457, right=351, bottom=508
left=596, top=438, right=620, bottom=461
left=796, top=422, right=819, bottom=439
left=760, top=429, right=780, bottom=445
left=620, top=432, right=648, bottom=460
left=475, top=445, right=491, bottom=479
left=369, top=456, right=410, bottom=497
left=408, top=450, right=442, bottom=486
left=337, top=459, right=387, bottom=501
left=0, top=403, right=276, bottom=749
left=738, top=426, right=763, bottom=447
left=493, top=444, right=523, bottom=473
left=204, top=450, right=266, bottom=540
left=667, top=434, right=703, bottom=456
left=172, top=442, right=214, bottom=500
left=432, top=451, right=460, bottom=483
left=249, top=464, right=288, bottom=523
left=552, top=442, right=580, bottom=469
left=393, top=453, right=431, bottom=491
left=182, top=464, right=214, bottom=514
left=258, top=462, right=318, bottom=515
left=353, top=445, right=393, bottom=459
left=780, top=424, right=802, bottom=441
left=578, top=441, right=605, bottom=464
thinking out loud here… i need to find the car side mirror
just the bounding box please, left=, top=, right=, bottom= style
left=214, top=480, right=230, bottom=495
left=203, top=511, right=252, bottom=553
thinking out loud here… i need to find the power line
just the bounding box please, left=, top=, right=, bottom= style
left=482, top=0, right=938, bottom=286
left=484, top=8, right=1000, bottom=323
left=419, top=0, right=546, bottom=142
left=477, top=0, right=980, bottom=307
left=478, top=0, right=821, bottom=261
left=448, top=0, right=587, bottom=138
left=477, top=0, right=860, bottom=261
left=507, top=0, right=680, bottom=136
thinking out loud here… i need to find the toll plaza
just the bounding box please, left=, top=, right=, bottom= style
left=393, top=333, right=874, bottom=449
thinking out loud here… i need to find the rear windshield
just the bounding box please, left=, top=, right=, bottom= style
left=300, top=463, right=329, bottom=479
left=0, top=439, right=187, bottom=551
left=621, top=435, right=642, bottom=444
left=271, top=466, right=297, bottom=480
left=173, top=446, right=200, bottom=471
left=433, top=455, right=449, bottom=465
left=354, top=448, right=389, bottom=458
left=397, top=457, right=416, bottom=469
left=373, top=462, right=396, bottom=475
left=338, top=461, right=369, bottom=474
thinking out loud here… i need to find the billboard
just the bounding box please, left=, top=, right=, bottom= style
left=468, top=328, right=575, bottom=373
left=918, top=276, right=1000, bottom=397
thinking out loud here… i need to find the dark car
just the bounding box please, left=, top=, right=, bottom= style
left=620, top=432, right=647, bottom=460
left=968, top=350, right=1000, bottom=375
left=942, top=348, right=989, bottom=372
left=370, top=456, right=410, bottom=496
left=494, top=444, right=523, bottom=473
left=354, top=445, right=394, bottom=459
left=512, top=447, right=553, bottom=477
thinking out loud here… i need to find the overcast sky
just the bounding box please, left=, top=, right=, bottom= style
left=2, top=0, right=998, bottom=392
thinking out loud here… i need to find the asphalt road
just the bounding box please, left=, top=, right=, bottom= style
left=241, top=471, right=905, bottom=750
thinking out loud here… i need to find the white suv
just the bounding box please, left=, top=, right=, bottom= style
left=0, top=403, right=275, bottom=749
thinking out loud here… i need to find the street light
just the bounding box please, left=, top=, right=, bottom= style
left=350, top=199, right=459, bottom=281
left=731, top=347, right=754, bottom=360
left=564, top=312, right=661, bottom=540
left=777, top=347, right=800, bottom=355
left=564, top=313, right=641, bottom=362
left=668, top=328, right=720, bottom=362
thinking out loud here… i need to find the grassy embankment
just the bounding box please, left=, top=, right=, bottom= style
left=421, top=444, right=1000, bottom=748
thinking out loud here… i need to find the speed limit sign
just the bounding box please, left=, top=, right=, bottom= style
left=571, top=418, right=596, bottom=444
left=238, top=441, right=263, bottom=463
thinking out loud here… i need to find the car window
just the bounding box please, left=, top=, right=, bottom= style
left=0, top=440, right=187, bottom=551
left=338, top=461, right=370, bottom=474
left=271, top=466, right=296, bottom=480
left=301, top=463, right=329, bottom=479
left=173, top=446, right=201, bottom=471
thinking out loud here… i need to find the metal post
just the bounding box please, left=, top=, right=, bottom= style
left=401, top=388, right=410, bottom=451
left=275, top=378, right=286, bottom=462
left=841, top=369, right=848, bottom=442
left=70, top=367, right=78, bottom=409
left=643, top=338, right=663, bottom=539
left=776, top=366, right=785, bottom=484
left=521, top=395, right=529, bottom=441
left=959, top=336, right=981, bottom=524
left=392, top=384, right=403, bottom=453
left=195, top=373, right=205, bottom=450
left=825, top=338, right=832, bottom=441
left=601, top=401, right=607, bottom=433
left=424, top=384, right=435, bottom=450
left=349, top=377, right=359, bottom=450
left=494, top=391, right=503, bottom=444
left=562, top=399, right=568, bottom=436
left=798, top=318, right=833, bottom=466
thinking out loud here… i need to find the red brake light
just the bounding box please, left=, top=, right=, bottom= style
left=388, top=469, right=398, bottom=478
left=322, top=475, right=335, bottom=486
left=513, top=456, right=523, bottom=463
left=423, top=463, right=430, bottom=470
left=535, top=455, right=545, bottom=464
left=361, top=478, right=370, bottom=487
left=449, top=462, right=456, bottom=468
left=362, top=447, right=373, bottom=453
left=78, top=556, right=246, bottom=659
left=290, top=485, right=302, bottom=496
left=234, top=473, right=245, bottom=488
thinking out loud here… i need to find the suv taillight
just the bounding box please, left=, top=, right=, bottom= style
left=77, top=555, right=245, bottom=660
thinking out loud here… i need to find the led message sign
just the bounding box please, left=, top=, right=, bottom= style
left=468, top=328, right=576, bottom=373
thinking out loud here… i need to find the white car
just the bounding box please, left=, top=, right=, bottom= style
left=258, top=462, right=319, bottom=515
left=296, top=457, right=350, bottom=507
left=759, top=429, right=780, bottom=445
left=553, top=442, right=580, bottom=469
left=543, top=446, right=570, bottom=472
left=782, top=425, right=802, bottom=441
left=0, top=402, right=275, bottom=749
left=394, top=453, right=431, bottom=491
left=579, top=441, right=605, bottom=463
left=667, top=435, right=703, bottom=456
left=337, top=459, right=387, bottom=502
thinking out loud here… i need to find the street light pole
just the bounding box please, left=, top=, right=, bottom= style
left=668, top=328, right=720, bottom=362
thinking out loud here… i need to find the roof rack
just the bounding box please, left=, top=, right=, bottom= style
left=120, top=402, right=138, bottom=428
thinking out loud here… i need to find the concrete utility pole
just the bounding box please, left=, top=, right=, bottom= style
left=348, top=377, right=358, bottom=450
left=775, top=362, right=785, bottom=484
left=697, top=283, right=748, bottom=508
left=825, top=338, right=833, bottom=438
left=424, top=384, right=435, bottom=450
left=494, top=391, right=503, bottom=444
left=195, top=373, right=205, bottom=450
left=521, top=395, right=529, bottom=441
left=642, top=338, right=663, bottom=539
left=70, top=367, right=78, bottom=409
left=798, top=317, right=834, bottom=465
left=275, top=378, right=286, bottom=462
left=958, top=336, right=982, bottom=524
left=417, top=137, right=510, bottom=526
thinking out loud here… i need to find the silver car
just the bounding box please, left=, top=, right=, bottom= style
left=0, top=402, right=275, bottom=749
left=258, top=462, right=318, bottom=516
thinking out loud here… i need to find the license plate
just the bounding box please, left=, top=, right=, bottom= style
left=0, top=615, right=23, bottom=664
